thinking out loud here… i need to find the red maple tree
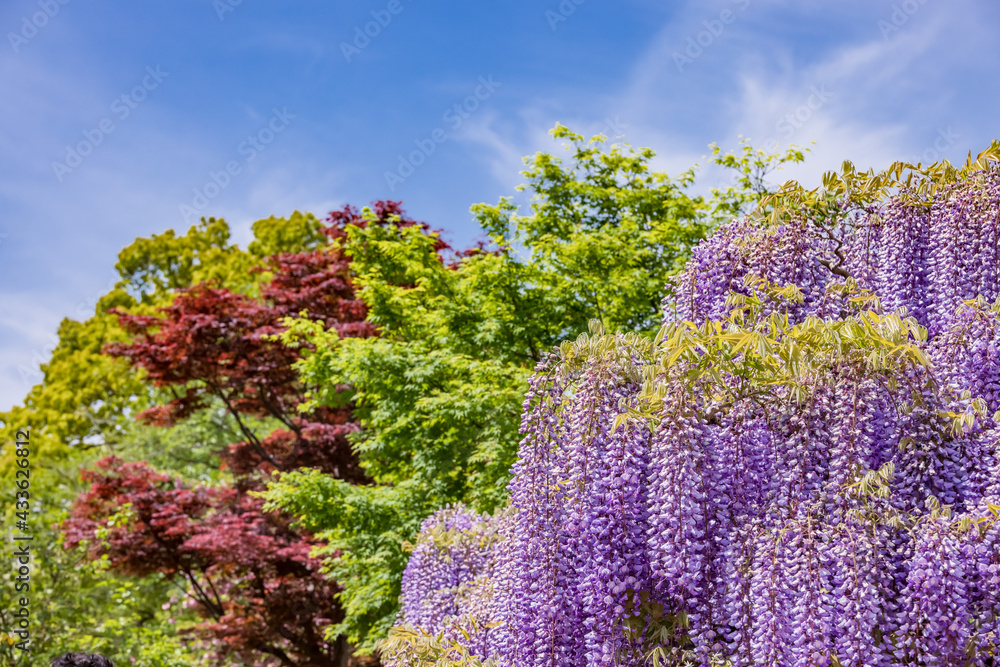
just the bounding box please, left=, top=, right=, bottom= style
left=65, top=202, right=428, bottom=666
left=64, top=457, right=343, bottom=666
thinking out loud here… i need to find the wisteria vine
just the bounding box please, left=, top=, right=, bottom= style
left=383, top=166, right=1000, bottom=667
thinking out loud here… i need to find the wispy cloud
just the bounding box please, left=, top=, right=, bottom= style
left=0, top=292, right=66, bottom=408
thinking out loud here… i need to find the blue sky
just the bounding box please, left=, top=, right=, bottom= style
left=1, top=0, right=998, bottom=410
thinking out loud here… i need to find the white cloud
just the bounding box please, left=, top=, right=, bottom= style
left=452, top=110, right=536, bottom=189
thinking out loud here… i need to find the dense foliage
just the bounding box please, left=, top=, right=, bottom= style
left=384, top=151, right=1000, bottom=666
left=60, top=205, right=421, bottom=666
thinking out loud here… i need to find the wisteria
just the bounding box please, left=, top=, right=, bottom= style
left=397, top=506, right=492, bottom=634
left=383, top=165, right=1000, bottom=666
left=381, top=505, right=505, bottom=667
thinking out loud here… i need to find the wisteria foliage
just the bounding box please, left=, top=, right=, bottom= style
left=384, top=165, right=1000, bottom=667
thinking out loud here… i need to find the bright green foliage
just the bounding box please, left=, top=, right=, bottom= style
left=114, top=217, right=258, bottom=304
left=281, top=317, right=526, bottom=509
left=269, top=313, right=528, bottom=647
left=707, top=137, right=810, bottom=221
left=248, top=211, right=328, bottom=258
left=1, top=491, right=212, bottom=666
left=472, top=124, right=710, bottom=335
left=263, top=127, right=796, bottom=651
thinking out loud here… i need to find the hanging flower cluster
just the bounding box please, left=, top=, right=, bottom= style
left=381, top=505, right=509, bottom=667
left=397, top=505, right=492, bottom=634
left=385, top=166, right=1000, bottom=667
